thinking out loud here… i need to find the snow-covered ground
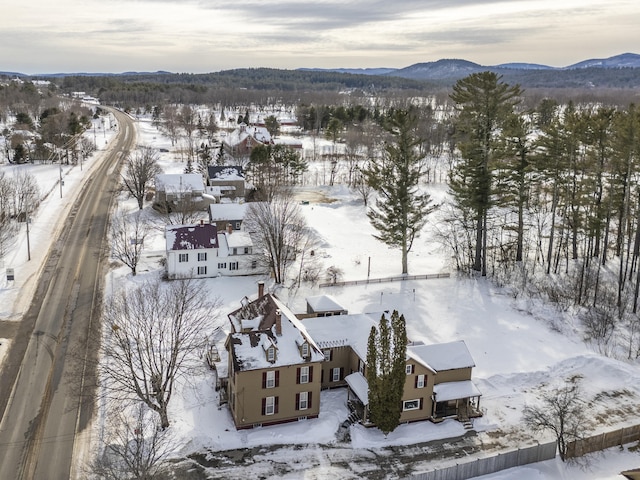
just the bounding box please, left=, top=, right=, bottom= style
left=2, top=113, right=640, bottom=479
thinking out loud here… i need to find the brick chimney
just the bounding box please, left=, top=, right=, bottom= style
left=275, top=309, right=282, bottom=336
left=258, top=281, right=264, bottom=298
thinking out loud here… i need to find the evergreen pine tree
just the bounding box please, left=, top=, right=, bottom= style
left=365, top=310, right=407, bottom=435
left=363, top=109, right=438, bottom=274
left=449, top=72, right=522, bottom=275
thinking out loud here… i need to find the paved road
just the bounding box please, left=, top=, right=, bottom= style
left=0, top=108, right=136, bottom=480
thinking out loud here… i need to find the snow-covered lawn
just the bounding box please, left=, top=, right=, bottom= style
left=2, top=114, right=640, bottom=479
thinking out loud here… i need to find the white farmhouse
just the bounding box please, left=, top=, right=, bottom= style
left=165, top=222, right=266, bottom=279
left=165, top=222, right=219, bottom=279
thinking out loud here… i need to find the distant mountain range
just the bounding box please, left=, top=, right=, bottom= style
left=303, top=53, right=640, bottom=81
left=2, top=53, right=639, bottom=90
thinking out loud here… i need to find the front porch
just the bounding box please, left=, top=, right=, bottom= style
left=432, top=380, right=483, bottom=424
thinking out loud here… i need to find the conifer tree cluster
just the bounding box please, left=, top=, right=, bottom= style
left=365, top=310, right=407, bottom=435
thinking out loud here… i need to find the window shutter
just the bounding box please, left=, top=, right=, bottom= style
left=330, top=350, right=333, bottom=361
left=411, top=365, right=415, bottom=374
left=340, top=367, right=344, bottom=380
left=274, top=396, right=279, bottom=414
left=309, top=366, right=313, bottom=382
left=261, top=398, right=266, bottom=415
left=262, top=372, right=267, bottom=389
left=295, top=393, right=300, bottom=410
left=419, top=398, right=423, bottom=410
left=321, top=369, right=324, bottom=383
left=275, top=370, right=280, bottom=387
left=415, top=376, right=418, bottom=389
left=308, top=391, right=312, bottom=409
left=296, top=367, right=300, bottom=384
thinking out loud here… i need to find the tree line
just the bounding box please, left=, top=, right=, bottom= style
left=444, top=71, right=640, bottom=358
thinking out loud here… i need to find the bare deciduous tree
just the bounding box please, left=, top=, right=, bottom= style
left=101, top=277, right=219, bottom=429
left=87, top=403, right=172, bottom=480
left=522, top=377, right=587, bottom=461
left=0, top=172, right=18, bottom=258
left=110, top=209, right=151, bottom=276
left=122, top=147, right=163, bottom=210
left=244, top=192, right=310, bottom=284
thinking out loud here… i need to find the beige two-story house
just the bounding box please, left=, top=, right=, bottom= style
left=223, top=290, right=482, bottom=430
left=225, top=287, right=325, bottom=429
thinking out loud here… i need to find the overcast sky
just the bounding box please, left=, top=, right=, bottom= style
left=2, top=0, right=639, bottom=74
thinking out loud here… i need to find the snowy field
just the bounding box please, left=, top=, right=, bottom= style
left=2, top=114, right=640, bottom=478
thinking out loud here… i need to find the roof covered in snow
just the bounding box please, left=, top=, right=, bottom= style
left=302, top=313, right=380, bottom=361
left=224, top=125, right=271, bottom=148
left=209, top=202, right=249, bottom=221
left=208, top=165, right=245, bottom=181
left=166, top=223, right=218, bottom=251
left=306, top=294, right=347, bottom=313
left=156, top=173, right=204, bottom=192
left=433, top=380, right=482, bottom=402
left=407, top=340, right=475, bottom=373
left=228, top=294, right=324, bottom=371
left=221, top=230, right=253, bottom=249
left=345, top=372, right=369, bottom=405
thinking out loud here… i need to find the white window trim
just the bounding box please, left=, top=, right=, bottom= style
left=301, top=343, right=309, bottom=358
left=300, top=366, right=309, bottom=384
left=405, top=364, right=413, bottom=375
left=178, top=253, right=188, bottom=263
left=265, top=396, right=275, bottom=415
left=323, top=349, right=331, bottom=362
left=403, top=399, right=420, bottom=411
left=332, top=367, right=341, bottom=382
left=417, top=374, right=425, bottom=389
left=267, top=347, right=275, bottom=362
left=299, top=391, right=308, bottom=410
left=266, top=370, right=275, bottom=388
left=197, top=266, right=207, bottom=275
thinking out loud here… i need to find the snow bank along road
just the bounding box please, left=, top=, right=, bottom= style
left=0, top=109, right=135, bottom=480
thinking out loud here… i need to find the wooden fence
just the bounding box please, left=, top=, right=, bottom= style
left=319, top=272, right=451, bottom=288
left=566, top=424, right=640, bottom=458
left=405, top=441, right=557, bottom=480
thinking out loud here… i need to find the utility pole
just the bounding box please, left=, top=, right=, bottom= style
left=25, top=194, right=31, bottom=261
left=59, top=150, right=63, bottom=198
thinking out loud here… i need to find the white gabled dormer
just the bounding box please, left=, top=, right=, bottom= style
left=265, top=344, right=277, bottom=363
left=300, top=341, right=310, bottom=359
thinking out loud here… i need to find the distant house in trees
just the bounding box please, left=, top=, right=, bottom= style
left=208, top=202, right=250, bottom=232
left=220, top=290, right=483, bottom=430
left=207, top=165, right=248, bottom=200
left=222, top=124, right=271, bottom=158
left=165, top=222, right=264, bottom=279
left=154, top=173, right=210, bottom=212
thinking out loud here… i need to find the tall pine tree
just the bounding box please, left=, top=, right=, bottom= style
left=449, top=72, right=522, bottom=275
left=363, top=109, right=438, bottom=274
left=366, top=310, right=407, bottom=435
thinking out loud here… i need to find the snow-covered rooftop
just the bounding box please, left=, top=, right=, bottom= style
left=345, top=372, right=369, bottom=405
left=224, top=125, right=271, bottom=148
left=306, top=294, right=347, bottom=313
left=208, top=165, right=245, bottom=181
left=433, top=380, right=482, bottom=402
left=302, top=313, right=380, bottom=360
left=228, top=294, right=324, bottom=371
left=221, top=230, right=253, bottom=249
left=165, top=223, right=218, bottom=251
left=407, top=340, right=475, bottom=373
left=209, top=202, right=248, bottom=221
left=156, top=173, right=204, bottom=192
